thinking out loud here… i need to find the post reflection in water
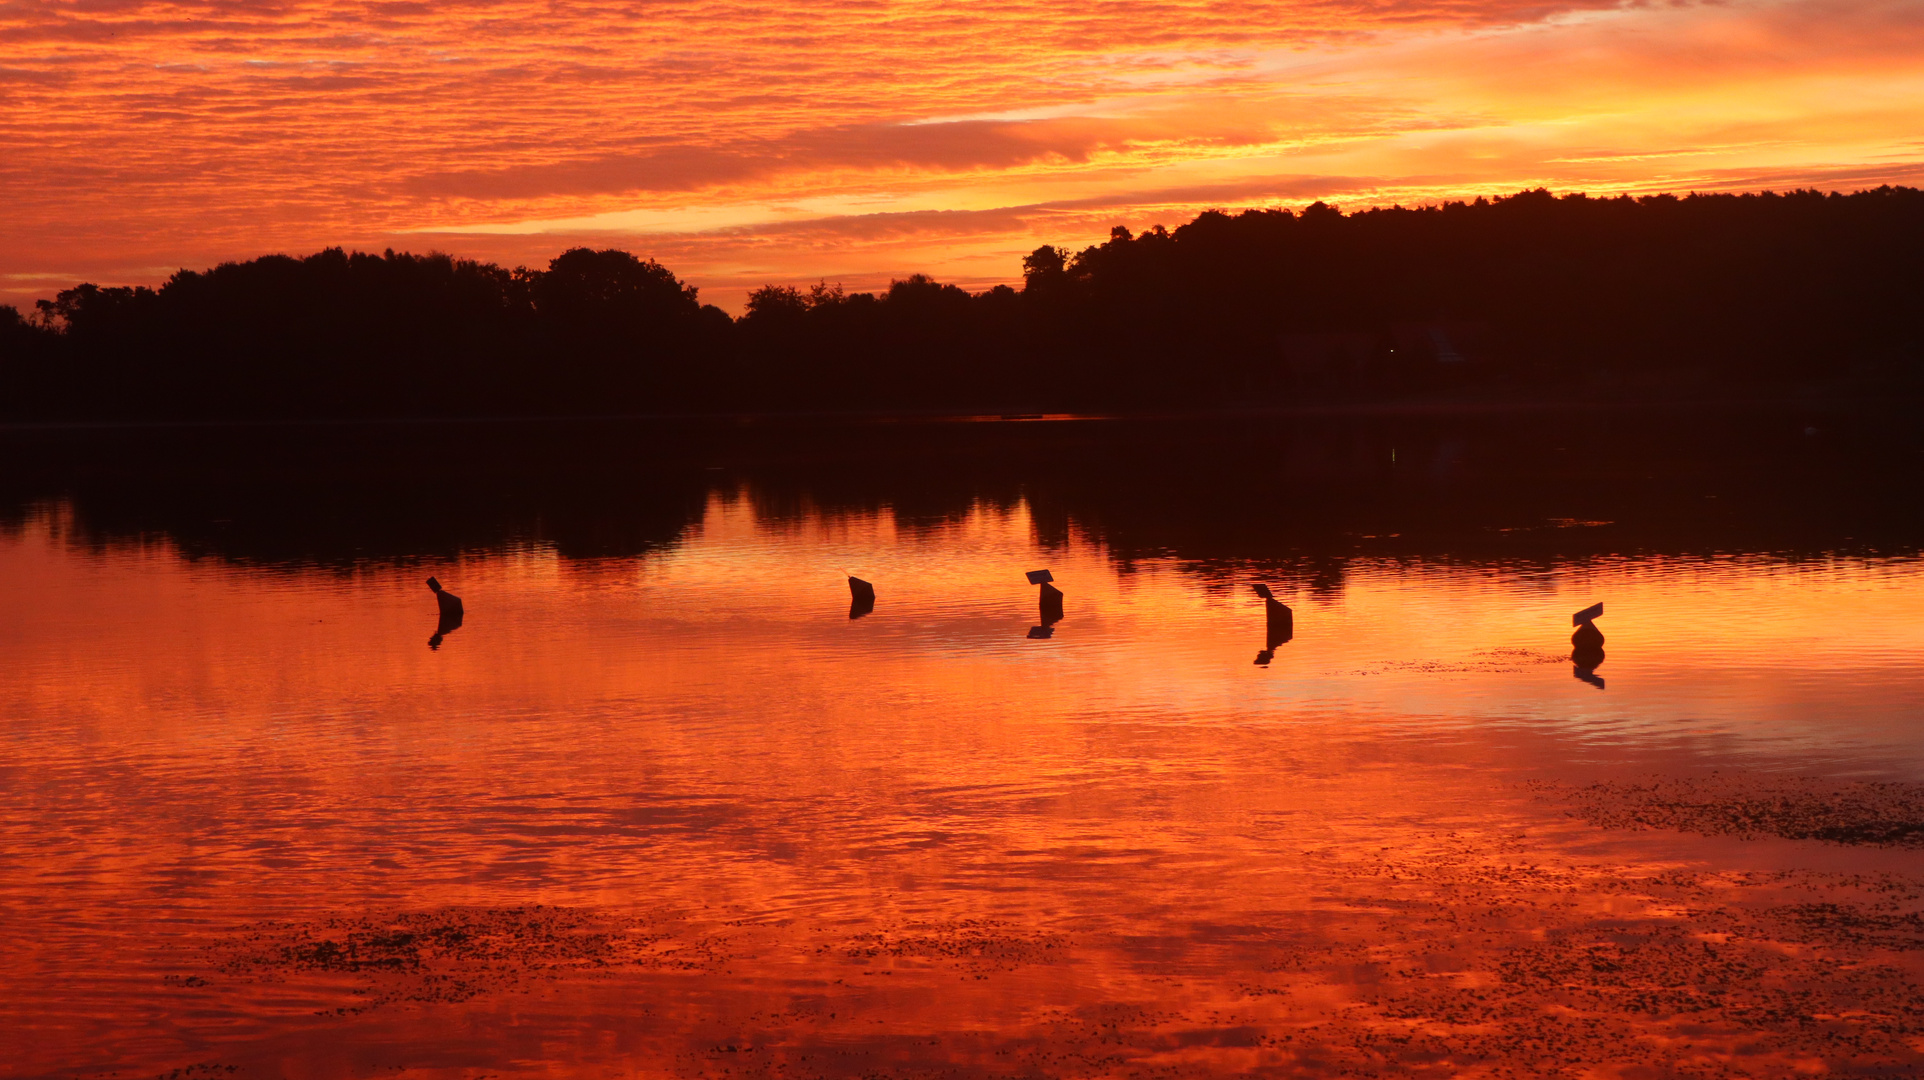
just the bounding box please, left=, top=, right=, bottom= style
left=427, top=608, right=463, bottom=650
left=3, top=414, right=1924, bottom=1079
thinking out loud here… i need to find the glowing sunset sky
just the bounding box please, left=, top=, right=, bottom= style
left=3, top=0, right=1922, bottom=311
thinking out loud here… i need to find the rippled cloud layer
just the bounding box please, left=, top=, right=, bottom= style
left=3, top=0, right=1921, bottom=308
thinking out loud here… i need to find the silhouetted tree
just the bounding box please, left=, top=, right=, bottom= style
left=5, top=186, right=1921, bottom=421
left=534, top=248, right=698, bottom=332
left=744, top=284, right=810, bottom=323
left=1022, top=245, right=1069, bottom=285
left=528, top=248, right=713, bottom=409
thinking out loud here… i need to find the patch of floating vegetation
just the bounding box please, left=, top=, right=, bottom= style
left=1534, top=775, right=1924, bottom=846
left=834, top=918, right=1068, bottom=976
left=1760, top=899, right=1924, bottom=951
left=138, top=832, right=1924, bottom=1075
left=153, top=1065, right=243, bottom=1080
left=192, top=905, right=728, bottom=1015
left=1338, top=649, right=1570, bottom=678
left=1220, top=840, right=1924, bottom=1076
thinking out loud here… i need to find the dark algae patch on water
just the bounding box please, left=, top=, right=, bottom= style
left=128, top=843, right=1924, bottom=1078
left=1211, top=839, right=1924, bottom=1078
left=195, top=905, right=729, bottom=1014
left=1537, top=775, right=1924, bottom=846
left=834, top=919, right=1069, bottom=976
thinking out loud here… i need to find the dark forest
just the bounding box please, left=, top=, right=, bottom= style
left=4, top=186, right=1921, bottom=421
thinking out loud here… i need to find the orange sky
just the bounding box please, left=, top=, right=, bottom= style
left=4, top=0, right=1923, bottom=312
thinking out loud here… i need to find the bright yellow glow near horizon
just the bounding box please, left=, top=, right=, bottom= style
left=3, top=0, right=1922, bottom=312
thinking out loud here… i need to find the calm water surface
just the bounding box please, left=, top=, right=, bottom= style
left=4, top=414, right=1923, bottom=1078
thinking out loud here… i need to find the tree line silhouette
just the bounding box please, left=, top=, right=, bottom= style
left=3, top=187, right=1920, bottom=420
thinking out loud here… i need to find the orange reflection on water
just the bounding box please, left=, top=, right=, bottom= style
left=3, top=494, right=1923, bottom=1078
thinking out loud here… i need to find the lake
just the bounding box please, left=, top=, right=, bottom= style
left=4, top=407, right=1923, bottom=1078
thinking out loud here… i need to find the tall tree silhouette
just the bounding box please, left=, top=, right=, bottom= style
left=531, top=248, right=713, bottom=410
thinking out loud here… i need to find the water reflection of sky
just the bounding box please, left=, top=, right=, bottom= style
left=4, top=486, right=1923, bottom=1078
left=7, top=492, right=1921, bottom=775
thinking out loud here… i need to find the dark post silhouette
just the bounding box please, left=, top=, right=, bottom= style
left=1029, top=570, right=1064, bottom=620
left=1040, top=582, right=1064, bottom=623
left=427, top=576, right=464, bottom=650
left=1252, top=584, right=1293, bottom=664
left=1570, top=601, right=1605, bottom=684
left=848, top=575, right=876, bottom=620
left=1027, top=569, right=1063, bottom=638
left=428, top=576, right=464, bottom=619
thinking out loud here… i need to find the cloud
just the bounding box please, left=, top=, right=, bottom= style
left=407, top=116, right=1288, bottom=199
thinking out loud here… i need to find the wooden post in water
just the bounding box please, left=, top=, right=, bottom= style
left=1028, top=569, right=1064, bottom=624
left=1570, top=602, right=1605, bottom=670
left=1027, top=569, right=1063, bottom=635
left=847, top=575, right=876, bottom=620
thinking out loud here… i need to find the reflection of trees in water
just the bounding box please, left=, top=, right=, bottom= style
left=2, top=409, right=1921, bottom=590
